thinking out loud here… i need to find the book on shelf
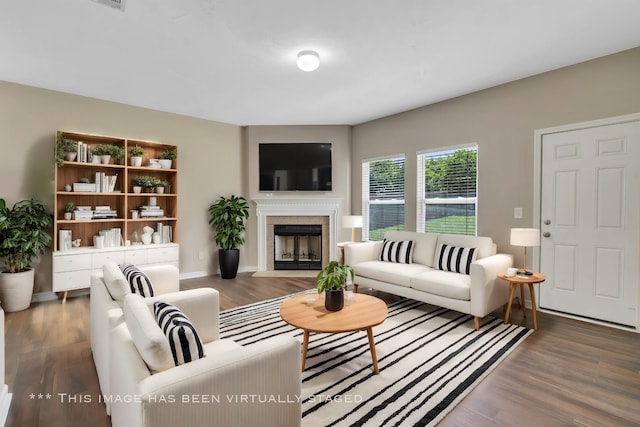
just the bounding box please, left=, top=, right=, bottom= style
left=156, top=223, right=173, bottom=243
left=98, top=228, right=123, bottom=248
left=95, top=172, right=118, bottom=193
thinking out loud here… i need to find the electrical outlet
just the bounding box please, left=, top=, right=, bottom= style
left=514, top=207, right=523, bottom=219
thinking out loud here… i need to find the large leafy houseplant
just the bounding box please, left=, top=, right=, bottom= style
left=208, top=195, right=249, bottom=279
left=0, top=198, right=52, bottom=312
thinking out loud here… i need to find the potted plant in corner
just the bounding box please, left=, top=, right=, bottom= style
left=316, top=261, right=354, bottom=311
left=208, top=195, right=249, bottom=279
left=0, top=198, right=52, bottom=312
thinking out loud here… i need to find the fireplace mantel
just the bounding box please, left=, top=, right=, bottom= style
left=253, top=198, right=341, bottom=271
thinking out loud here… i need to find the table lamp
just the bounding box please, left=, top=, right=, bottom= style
left=343, top=215, right=363, bottom=242
left=510, top=228, right=540, bottom=276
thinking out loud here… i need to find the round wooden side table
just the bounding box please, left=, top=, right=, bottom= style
left=498, top=271, right=546, bottom=330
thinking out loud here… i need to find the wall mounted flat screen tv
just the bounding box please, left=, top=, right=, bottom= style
left=259, top=143, right=332, bottom=191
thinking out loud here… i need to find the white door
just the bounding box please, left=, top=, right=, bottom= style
left=539, top=120, right=640, bottom=327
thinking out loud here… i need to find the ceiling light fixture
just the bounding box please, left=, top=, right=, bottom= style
left=296, top=50, right=320, bottom=72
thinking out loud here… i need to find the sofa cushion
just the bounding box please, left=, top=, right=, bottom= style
left=384, top=231, right=439, bottom=266
left=103, top=261, right=131, bottom=303
left=410, top=270, right=471, bottom=301
left=379, top=239, right=415, bottom=264
left=123, top=293, right=174, bottom=373
left=354, top=261, right=432, bottom=288
left=154, top=301, right=206, bottom=366
left=436, top=233, right=495, bottom=259
left=121, top=263, right=155, bottom=297
left=435, top=244, right=478, bottom=275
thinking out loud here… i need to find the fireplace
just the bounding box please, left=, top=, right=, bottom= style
left=274, top=224, right=322, bottom=270
left=253, top=198, right=341, bottom=272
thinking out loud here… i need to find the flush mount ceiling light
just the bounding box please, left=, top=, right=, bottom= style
left=296, top=50, right=320, bottom=72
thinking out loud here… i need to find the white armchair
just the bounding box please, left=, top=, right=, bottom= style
left=90, top=262, right=181, bottom=414
left=109, top=288, right=302, bottom=427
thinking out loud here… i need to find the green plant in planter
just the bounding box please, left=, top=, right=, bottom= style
left=79, top=177, right=91, bottom=184
left=133, top=176, right=161, bottom=189
left=316, top=261, right=354, bottom=293
left=0, top=198, right=52, bottom=273
left=208, top=195, right=249, bottom=279
left=108, top=145, right=125, bottom=162
left=55, top=132, right=79, bottom=167
left=91, top=144, right=111, bottom=156
left=159, top=146, right=177, bottom=160
left=64, top=202, right=75, bottom=213
left=129, top=145, right=145, bottom=157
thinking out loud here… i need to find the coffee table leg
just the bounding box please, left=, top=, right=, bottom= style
left=301, top=330, right=310, bottom=372
left=366, top=327, right=380, bottom=375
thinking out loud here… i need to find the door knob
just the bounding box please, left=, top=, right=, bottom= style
left=544, top=219, right=551, bottom=225
left=543, top=231, right=551, bottom=238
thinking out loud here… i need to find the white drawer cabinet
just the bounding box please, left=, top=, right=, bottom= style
left=52, top=244, right=180, bottom=296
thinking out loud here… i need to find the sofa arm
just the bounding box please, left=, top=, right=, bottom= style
left=345, top=241, right=383, bottom=266
left=111, top=329, right=301, bottom=427
left=469, top=253, right=514, bottom=318
left=146, top=287, right=220, bottom=343
left=141, top=265, right=180, bottom=295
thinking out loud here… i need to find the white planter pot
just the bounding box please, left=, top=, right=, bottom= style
left=155, top=187, right=165, bottom=194
left=91, top=156, right=102, bottom=164
left=0, top=268, right=35, bottom=312
left=131, top=156, right=142, bottom=167
left=64, top=212, right=72, bottom=220
left=101, top=155, right=111, bottom=164
left=133, top=186, right=142, bottom=194
left=158, top=159, right=172, bottom=169
left=64, top=152, right=77, bottom=162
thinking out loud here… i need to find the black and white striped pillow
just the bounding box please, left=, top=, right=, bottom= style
left=121, top=263, right=155, bottom=297
left=435, top=244, right=477, bottom=275
left=379, top=239, right=415, bottom=264
left=154, top=301, right=205, bottom=366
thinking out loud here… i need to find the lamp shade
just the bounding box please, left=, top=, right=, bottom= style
left=510, top=228, right=540, bottom=247
left=343, top=215, right=363, bottom=229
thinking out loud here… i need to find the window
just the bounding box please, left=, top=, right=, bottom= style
left=362, top=155, right=405, bottom=241
left=417, top=145, right=477, bottom=235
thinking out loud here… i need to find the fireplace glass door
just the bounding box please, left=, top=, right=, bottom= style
left=274, top=224, right=322, bottom=270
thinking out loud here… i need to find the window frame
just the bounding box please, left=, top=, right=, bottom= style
left=416, top=144, right=478, bottom=236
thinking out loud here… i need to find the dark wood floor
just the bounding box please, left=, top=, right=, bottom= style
left=4, top=273, right=639, bottom=426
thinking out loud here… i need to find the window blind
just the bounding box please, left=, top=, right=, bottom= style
left=417, top=146, right=477, bottom=236
left=362, top=156, right=405, bottom=241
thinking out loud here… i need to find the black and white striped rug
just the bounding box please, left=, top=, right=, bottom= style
left=219, top=291, right=532, bottom=427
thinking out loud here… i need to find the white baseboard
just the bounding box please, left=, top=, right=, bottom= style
left=0, top=384, right=12, bottom=427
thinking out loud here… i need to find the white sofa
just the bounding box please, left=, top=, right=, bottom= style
left=344, top=231, right=513, bottom=330
left=110, top=289, right=301, bottom=427
left=90, top=263, right=182, bottom=414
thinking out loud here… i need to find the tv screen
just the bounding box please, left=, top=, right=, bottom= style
left=259, top=143, right=332, bottom=191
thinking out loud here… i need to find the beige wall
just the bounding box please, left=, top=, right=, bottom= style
left=0, top=81, right=242, bottom=294
left=351, top=47, right=640, bottom=267
left=243, top=125, right=353, bottom=266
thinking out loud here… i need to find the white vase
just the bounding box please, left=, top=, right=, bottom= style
left=141, top=233, right=152, bottom=245
left=159, top=159, right=172, bottom=169
left=64, top=152, right=77, bottom=162
left=101, top=155, right=111, bottom=164
left=0, top=268, right=35, bottom=312
left=153, top=232, right=161, bottom=244
left=131, top=156, right=142, bottom=167
left=133, top=186, right=142, bottom=194
left=155, top=187, right=165, bottom=194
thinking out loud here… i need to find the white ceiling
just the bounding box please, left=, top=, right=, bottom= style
left=1, top=0, right=639, bottom=126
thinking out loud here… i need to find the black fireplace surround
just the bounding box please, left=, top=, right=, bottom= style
left=273, top=224, right=322, bottom=270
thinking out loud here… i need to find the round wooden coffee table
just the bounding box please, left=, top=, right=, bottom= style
left=279, top=293, right=387, bottom=374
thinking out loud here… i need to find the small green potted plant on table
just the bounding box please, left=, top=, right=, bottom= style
left=316, top=261, right=354, bottom=311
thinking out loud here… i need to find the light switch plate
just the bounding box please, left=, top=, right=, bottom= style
left=514, top=207, right=523, bottom=219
